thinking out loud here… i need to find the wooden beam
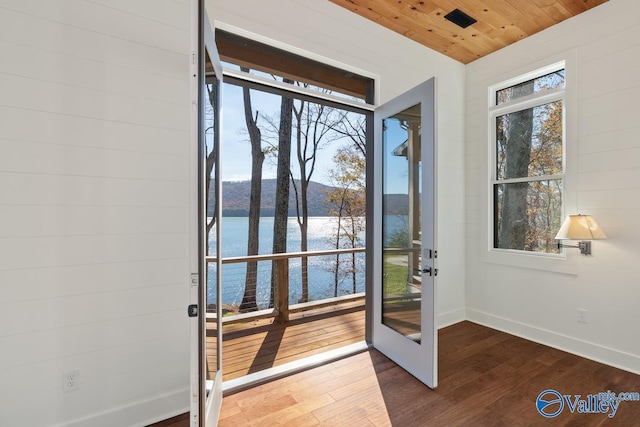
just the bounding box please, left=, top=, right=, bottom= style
left=215, top=30, right=373, bottom=100
left=275, top=258, right=289, bottom=323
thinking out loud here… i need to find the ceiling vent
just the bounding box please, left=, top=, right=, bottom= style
left=444, top=9, right=477, bottom=29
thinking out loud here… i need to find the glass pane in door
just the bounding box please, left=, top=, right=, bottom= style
left=204, top=74, right=219, bottom=379
left=381, top=103, right=422, bottom=342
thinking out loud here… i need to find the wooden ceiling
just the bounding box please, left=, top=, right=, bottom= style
left=329, top=0, right=608, bottom=63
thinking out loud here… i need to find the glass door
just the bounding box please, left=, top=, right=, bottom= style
left=372, top=78, right=437, bottom=388
left=202, top=12, right=224, bottom=426
left=190, top=5, right=223, bottom=426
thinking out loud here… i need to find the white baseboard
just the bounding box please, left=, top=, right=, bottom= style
left=53, top=309, right=638, bottom=427
left=54, top=387, right=189, bottom=427
left=438, top=307, right=466, bottom=329
left=466, top=308, right=640, bottom=376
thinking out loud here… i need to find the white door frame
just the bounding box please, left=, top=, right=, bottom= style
left=202, top=8, right=224, bottom=426
left=190, top=2, right=224, bottom=425
left=188, top=0, right=202, bottom=425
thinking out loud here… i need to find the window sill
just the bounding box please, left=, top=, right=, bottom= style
left=482, top=247, right=578, bottom=275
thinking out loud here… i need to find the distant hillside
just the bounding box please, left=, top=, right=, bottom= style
left=208, top=179, right=336, bottom=217
left=383, top=194, right=410, bottom=215
left=207, top=179, right=409, bottom=217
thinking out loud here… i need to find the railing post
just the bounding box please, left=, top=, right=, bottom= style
left=275, top=258, right=289, bottom=323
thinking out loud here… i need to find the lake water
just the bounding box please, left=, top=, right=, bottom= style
left=207, top=216, right=366, bottom=308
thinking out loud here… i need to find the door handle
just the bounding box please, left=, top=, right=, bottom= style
left=187, top=304, right=198, bottom=317
left=421, top=267, right=438, bottom=276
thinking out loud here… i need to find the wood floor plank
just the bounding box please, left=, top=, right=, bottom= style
left=154, top=321, right=640, bottom=426
left=146, top=413, right=190, bottom=427
left=220, top=322, right=640, bottom=426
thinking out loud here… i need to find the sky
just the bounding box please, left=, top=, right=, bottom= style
left=215, top=83, right=352, bottom=185
left=207, top=80, right=412, bottom=194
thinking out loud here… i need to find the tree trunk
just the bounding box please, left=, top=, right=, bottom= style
left=350, top=219, right=357, bottom=294
left=271, top=85, right=293, bottom=308
left=300, top=179, right=309, bottom=303
left=291, top=99, right=330, bottom=303
left=326, top=146, right=366, bottom=298
left=240, top=70, right=263, bottom=312
left=333, top=209, right=343, bottom=298
left=205, top=81, right=219, bottom=255
left=498, top=81, right=534, bottom=250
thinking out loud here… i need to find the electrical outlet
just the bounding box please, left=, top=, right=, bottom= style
left=63, top=370, right=80, bottom=392
left=577, top=308, right=588, bottom=324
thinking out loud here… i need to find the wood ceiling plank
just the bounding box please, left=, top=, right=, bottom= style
left=402, top=0, right=442, bottom=15
left=532, top=0, right=573, bottom=23
left=448, top=1, right=515, bottom=32
left=475, top=1, right=541, bottom=36
left=404, top=25, right=481, bottom=63
left=328, top=0, right=610, bottom=63
left=443, top=1, right=532, bottom=51
left=331, top=0, right=480, bottom=63
left=396, top=2, right=506, bottom=59
left=492, top=24, right=529, bottom=48
left=406, top=16, right=489, bottom=62
left=555, top=0, right=590, bottom=15
left=502, top=0, right=557, bottom=28
left=328, top=0, right=417, bottom=42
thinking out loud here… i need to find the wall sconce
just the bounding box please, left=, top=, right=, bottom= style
left=555, top=214, right=607, bottom=255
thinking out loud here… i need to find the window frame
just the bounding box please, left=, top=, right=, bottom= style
left=209, top=25, right=377, bottom=342
left=214, top=28, right=375, bottom=107
left=481, top=50, right=578, bottom=274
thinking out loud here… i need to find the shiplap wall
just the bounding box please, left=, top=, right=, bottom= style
left=207, top=0, right=467, bottom=327
left=466, top=0, right=640, bottom=373
left=0, top=1, right=192, bottom=426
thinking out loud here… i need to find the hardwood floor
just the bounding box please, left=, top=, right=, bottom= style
left=153, top=321, right=640, bottom=426
left=148, top=412, right=190, bottom=426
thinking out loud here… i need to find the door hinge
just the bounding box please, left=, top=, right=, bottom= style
left=424, top=249, right=438, bottom=259
left=187, top=304, right=198, bottom=317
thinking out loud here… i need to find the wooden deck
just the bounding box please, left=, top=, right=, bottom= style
left=207, top=298, right=366, bottom=381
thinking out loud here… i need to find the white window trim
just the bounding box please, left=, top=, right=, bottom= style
left=222, top=67, right=375, bottom=112
left=480, top=49, right=578, bottom=275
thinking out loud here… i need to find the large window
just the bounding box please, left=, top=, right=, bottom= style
left=206, top=30, right=374, bottom=313
left=490, top=64, right=566, bottom=255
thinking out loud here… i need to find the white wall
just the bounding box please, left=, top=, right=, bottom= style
left=207, top=0, right=468, bottom=327
left=0, top=1, right=192, bottom=426
left=465, top=0, right=640, bottom=374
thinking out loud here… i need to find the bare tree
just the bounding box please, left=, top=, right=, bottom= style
left=291, top=94, right=341, bottom=302
left=240, top=68, right=264, bottom=312
left=330, top=112, right=366, bottom=157
left=497, top=81, right=534, bottom=250
left=325, top=146, right=366, bottom=296
left=270, top=81, right=294, bottom=307
left=205, top=82, right=219, bottom=254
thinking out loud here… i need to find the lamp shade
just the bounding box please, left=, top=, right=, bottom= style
left=555, top=215, right=607, bottom=240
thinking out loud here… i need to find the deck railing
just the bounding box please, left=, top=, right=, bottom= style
left=205, top=247, right=366, bottom=323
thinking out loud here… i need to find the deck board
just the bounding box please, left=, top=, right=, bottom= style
left=207, top=299, right=366, bottom=381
